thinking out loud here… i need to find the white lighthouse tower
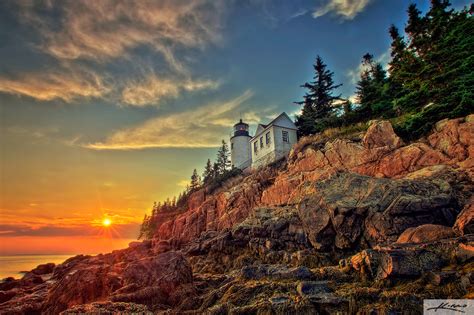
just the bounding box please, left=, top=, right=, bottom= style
left=230, top=119, right=251, bottom=169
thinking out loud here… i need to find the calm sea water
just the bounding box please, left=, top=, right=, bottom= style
left=0, top=255, right=73, bottom=279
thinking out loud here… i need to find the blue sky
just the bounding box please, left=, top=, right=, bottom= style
left=0, top=0, right=471, bottom=253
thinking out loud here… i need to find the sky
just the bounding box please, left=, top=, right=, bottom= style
left=0, top=0, right=471, bottom=255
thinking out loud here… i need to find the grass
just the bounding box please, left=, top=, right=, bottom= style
left=291, top=122, right=369, bottom=160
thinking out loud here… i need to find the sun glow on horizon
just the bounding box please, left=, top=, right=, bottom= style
left=102, top=218, right=112, bottom=227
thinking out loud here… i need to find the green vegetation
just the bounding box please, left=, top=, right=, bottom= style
left=296, top=1, right=473, bottom=140
left=295, top=55, right=342, bottom=137
left=138, top=139, right=241, bottom=239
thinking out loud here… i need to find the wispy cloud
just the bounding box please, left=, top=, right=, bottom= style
left=0, top=66, right=110, bottom=102
left=85, top=90, right=262, bottom=149
left=0, top=1, right=225, bottom=104
left=313, top=0, right=372, bottom=20
left=19, top=0, right=224, bottom=70
left=121, top=74, right=220, bottom=107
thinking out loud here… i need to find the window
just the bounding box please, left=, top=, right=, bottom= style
left=265, top=132, right=271, bottom=145
left=260, top=136, right=263, bottom=148
left=254, top=141, right=258, bottom=153
left=282, top=130, right=289, bottom=143
left=231, top=142, right=233, bottom=149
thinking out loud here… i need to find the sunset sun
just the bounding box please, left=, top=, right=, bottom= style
left=102, top=218, right=112, bottom=227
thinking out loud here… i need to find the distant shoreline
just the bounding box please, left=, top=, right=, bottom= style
left=0, top=254, right=80, bottom=280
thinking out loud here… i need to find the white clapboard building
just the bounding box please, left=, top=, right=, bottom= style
left=230, top=112, right=297, bottom=170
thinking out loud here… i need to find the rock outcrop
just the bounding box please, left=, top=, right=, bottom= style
left=396, top=224, right=455, bottom=244
left=1, top=115, right=473, bottom=314
left=454, top=198, right=474, bottom=236
left=0, top=243, right=194, bottom=314
left=262, top=114, right=473, bottom=206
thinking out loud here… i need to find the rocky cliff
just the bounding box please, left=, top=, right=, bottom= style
left=1, top=116, right=473, bottom=314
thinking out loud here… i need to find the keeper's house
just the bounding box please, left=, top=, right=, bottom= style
left=230, top=112, right=297, bottom=170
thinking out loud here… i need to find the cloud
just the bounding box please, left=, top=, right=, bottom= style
left=0, top=66, right=110, bottom=102
left=85, top=90, right=261, bottom=149
left=0, top=222, right=140, bottom=239
left=121, top=74, right=220, bottom=107
left=313, top=0, right=372, bottom=20
left=0, top=64, right=219, bottom=105
left=0, top=1, right=225, bottom=104
left=18, top=0, right=224, bottom=71
left=0, top=211, right=141, bottom=238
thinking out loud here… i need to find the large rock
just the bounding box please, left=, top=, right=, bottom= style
left=262, top=117, right=473, bottom=207
left=428, top=115, right=474, bottom=162
left=453, top=198, right=474, bottom=236
left=43, top=251, right=193, bottom=313
left=153, top=166, right=278, bottom=246
left=362, top=120, right=404, bottom=150
left=30, top=262, right=55, bottom=275
left=347, top=235, right=473, bottom=281
left=297, top=171, right=462, bottom=250
left=396, top=224, right=455, bottom=244
left=0, top=242, right=195, bottom=314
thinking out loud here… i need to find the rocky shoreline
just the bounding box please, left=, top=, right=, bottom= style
left=1, top=115, right=473, bottom=314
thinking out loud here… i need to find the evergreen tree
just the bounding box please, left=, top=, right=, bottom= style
left=190, top=169, right=201, bottom=191
left=355, top=53, right=390, bottom=118
left=202, top=158, right=213, bottom=183
left=216, top=140, right=231, bottom=175
left=212, top=162, right=219, bottom=178
left=390, top=1, right=473, bottom=138
left=295, top=55, right=342, bottom=136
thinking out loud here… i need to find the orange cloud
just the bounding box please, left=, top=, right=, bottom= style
left=19, top=0, right=224, bottom=69
left=0, top=66, right=110, bottom=102
left=0, top=1, right=225, bottom=103
left=121, top=74, right=220, bottom=107
left=85, top=90, right=260, bottom=149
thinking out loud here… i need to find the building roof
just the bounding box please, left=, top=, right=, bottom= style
left=234, top=119, right=249, bottom=127
left=251, top=112, right=296, bottom=140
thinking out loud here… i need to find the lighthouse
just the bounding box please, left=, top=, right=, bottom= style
left=230, top=119, right=251, bottom=169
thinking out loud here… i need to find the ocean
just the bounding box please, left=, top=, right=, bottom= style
left=0, top=255, right=74, bottom=279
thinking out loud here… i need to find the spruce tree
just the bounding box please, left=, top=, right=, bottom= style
left=190, top=169, right=200, bottom=191
left=216, top=140, right=230, bottom=175
left=212, top=162, right=219, bottom=179
left=295, top=55, right=342, bottom=136
left=355, top=53, right=390, bottom=118
left=202, top=158, right=213, bottom=183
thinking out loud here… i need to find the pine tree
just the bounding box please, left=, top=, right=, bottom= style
left=212, top=162, right=219, bottom=178
left=355, top=53, right=390, bottom=118
left=202, top=158, right=213, bottom=183
left=389, top=1, right=473, bottom=139
left=190, top=169, right=200, bottom=191
left=216, top=140, right=230, bottom=175
left=295, top=55, right=342, bottom=136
